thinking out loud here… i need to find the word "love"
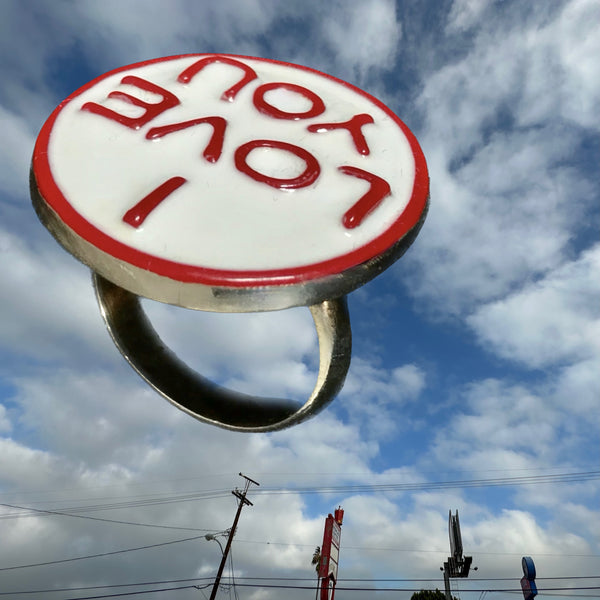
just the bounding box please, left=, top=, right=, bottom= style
left=80, top=55, right=392, bottom=230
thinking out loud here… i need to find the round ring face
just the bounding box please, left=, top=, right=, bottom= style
left=32, top=54, right=428, bottom=308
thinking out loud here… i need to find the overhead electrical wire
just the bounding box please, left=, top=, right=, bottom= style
left=0, top=528, right=596, bottom=574
left=2, top=579, right=599, bottom=599
left=253, top=470, right=600, bottom=496
left=0, top=500, right=213, bottom=531
left=36, top=583, right=600, bottom=600
left=0, top=512, right=596, bottom=559
left=1, top=575, right=598, bottom=594
left=233, top=538, right=600, bottom=558
left=61, top=584, right=204, bottom=599
left=0, top=470, right=596, bottom=578
left=0, top=489, right=232, bottom=520
left=1, top=465, right=592, bottom=503
left=0, top=510, right=597, bottom=572
left=0, top=534, right=207, bottom=572
left=1, top=470, right=597, bottom=524
left=0, top=578, right=214, bottom=597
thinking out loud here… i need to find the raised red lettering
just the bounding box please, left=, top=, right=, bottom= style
left=234, top=140, right=320, bottom=189
left=146, top=117, right=227, bottom=163
left=307, top=113, right=375, bottom=155
left=122, top=176, right=187, bottom=228
left=339, top=166, right=391, bottom=229
left=178, top=56, right=258, bottom=102
left=81, top=76, right=180, bottom=130
left=253, top=83, right=326, bottom=120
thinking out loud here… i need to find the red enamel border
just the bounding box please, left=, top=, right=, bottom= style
left=33, top=54, right=429, bottom=288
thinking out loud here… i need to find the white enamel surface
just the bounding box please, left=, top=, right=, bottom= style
left=47, top=56, right=416, bottom=272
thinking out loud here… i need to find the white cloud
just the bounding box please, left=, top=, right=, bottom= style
left=426, top=375, right=599, bottom=490
left=472, top=508, right=592, bottom=562
left=518, top=0, right=600, bottom=129
left=1, top=356, right=596, bottom=597
left=144, top=300, right=318, bottom=398
left=9, top=368, right=180, bottom=466
left=551, top=357, right=599, bottom=417
left=0, top=437, right=65, bottom=490
left=0, top=363, right=368, bottom=595
left=0, top=362, right=399, bottom=597
left=434, top=379, right=560, bottom=457
left=468, top=244, right=600, bottom=369
left=275, top=412, right=379, bottom=473
left=555, top=503, right=600, bottom=547
left=320, top=0, right=401, bottom=81
left=0, top=404, right=10, bottom=433
left=338, top=358, right=426, bottom=439
left=69, top=0, right=278, bottom=64
left=0, top=229, right=114, bottom=365
left=0, top=107, right=35, bottom=197
left=401, top=145, right=587, bottom=314
left=446, top=0, right=495, bottom=32
left=405, top=0, right=599, bottom=315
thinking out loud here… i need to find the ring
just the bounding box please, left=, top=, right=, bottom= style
left=93, top=273, right=351, bottom=432
left=31, top=54, right=429, bottom=431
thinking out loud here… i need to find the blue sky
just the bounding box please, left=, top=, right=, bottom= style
left=0, top=1, right=599, bottom=599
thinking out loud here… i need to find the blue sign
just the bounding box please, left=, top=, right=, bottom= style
left=521, top=557, right=537, bottom=600
left=522, top=556, right=536, bottom=580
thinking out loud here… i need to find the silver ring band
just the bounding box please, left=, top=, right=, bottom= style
left=93, top=273, right=352, bottom=432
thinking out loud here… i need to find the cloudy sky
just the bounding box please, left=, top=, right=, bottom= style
left=1, top=1, right=599, bottom=599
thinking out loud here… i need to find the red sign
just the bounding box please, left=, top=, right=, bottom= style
left=319, top=514, right=342, bottom=581
left=521, top=576, right=538, bottom=600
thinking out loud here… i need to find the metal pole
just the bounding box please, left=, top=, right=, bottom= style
left=443, top=563, right=452, bottom=600
left=209, top=473, right=258, bottom=600
left=320, top=577, right=328, bottom=600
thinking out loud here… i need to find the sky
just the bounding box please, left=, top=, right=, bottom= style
left=0, top=1, right=599, bottom=599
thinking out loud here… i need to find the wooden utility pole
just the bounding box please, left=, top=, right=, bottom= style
left=209, top=473, right=259, bottom=600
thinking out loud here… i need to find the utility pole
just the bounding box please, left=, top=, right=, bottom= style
left=209, top=473, right=259, bottom=600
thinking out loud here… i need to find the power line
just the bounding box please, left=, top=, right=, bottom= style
left=62, top=583, right=600, bottom=597
left=0, top=534, right=206, bottom=572
left=1, top=577, right=598, bottom=598
left=0, top=490, right=231, bottom=520
left=1, top=465, right=594, bottom=501
left=0, top=526, right=595, bottom=572
left=232, top=539, right=600, bottom=558
left=202, top=583, right=600, bottom=592
left=0, top=527, right=596, bottom=574
left=0, top=470, right=596, bottom=576
left=4, top=584, right=600, bottom=600
left=253, top=471, right=600, bottom=496
left=529, top=594, right=600, bottom=598
left=57, top=584, right=206, bottom=600
left=2, top=470, right=596, bottom=525
left=0, top=578, right=214, bottom=596
left=0, top=501, right=214, bottom=531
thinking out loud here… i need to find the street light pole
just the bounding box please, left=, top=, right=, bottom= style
left=205, top=530, right=228, bottom=555
left=208, top=473, right=259, bottom=600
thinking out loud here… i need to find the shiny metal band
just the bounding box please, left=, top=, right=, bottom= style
left=93, top=273, right=352, bottom=432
